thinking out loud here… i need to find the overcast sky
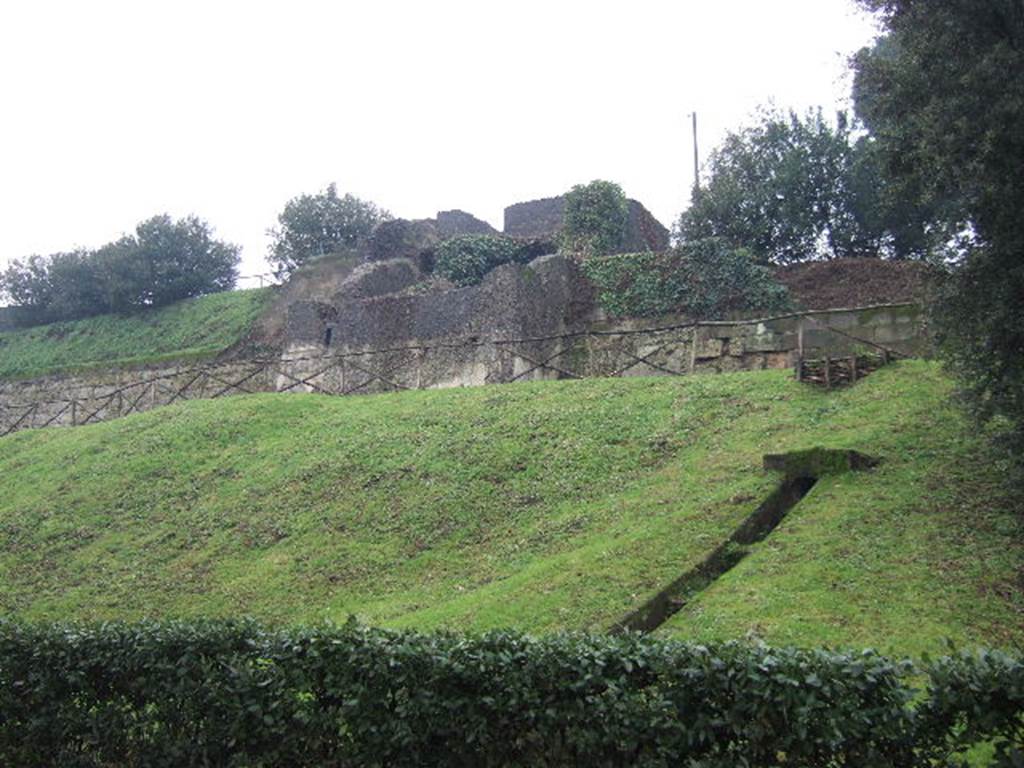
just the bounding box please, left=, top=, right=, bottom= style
left=0, top=1, right=878, bottom=284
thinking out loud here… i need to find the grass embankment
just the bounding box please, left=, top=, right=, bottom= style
left=0, top=361, right=1020, bottom=657
left=0, top=289, right=270, bottom=380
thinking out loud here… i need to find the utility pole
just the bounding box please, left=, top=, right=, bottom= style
left=691, top=111, right=700, bottom=196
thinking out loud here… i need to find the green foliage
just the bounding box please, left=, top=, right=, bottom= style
left=268, top=183, right=389, bottom=278
left=583, top=238, right=790, bottom=318
left=0, top=289, right=269, bottom=379
left=6, top=620, right=1016, bottom=767
left=0, top=363, right=1020, bottom=657
left=678, top=108, right=937, bottom=264
left=133, top=214, right=240, bottom=307
left=562, top=180, right=630, bottom=256
left=1, top=620, right=1019, bottom=766
left=0, top=250, right=99, bottom=325
left=917, top=648, right=1024, bottom=767
left=0, top=215, right=240, bottom=323
left=853, top=0, right=1024, bottom=471
left=433, top=234, right=533, bottom=286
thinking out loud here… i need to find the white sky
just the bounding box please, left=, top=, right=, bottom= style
left=0, top=1, right=878, bottom=284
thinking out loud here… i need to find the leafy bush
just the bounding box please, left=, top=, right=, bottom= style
left=583, top=238, right=791, bottom=319
left=562, top=180, right=630, bottom=256
left=2, top=620, right=1018, bottom=767
left=434, top=234, right=534, bottom=286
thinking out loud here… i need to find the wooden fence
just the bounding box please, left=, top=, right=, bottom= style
left=0, top=304, right=923, bottom=437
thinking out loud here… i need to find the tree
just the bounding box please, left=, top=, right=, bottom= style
left=561, top=180, right=630, bottom=256
left=131, top=214, right=240, bottom=308
left=677, top=107, right=935, bottom=264
left=0, top=250, right=107, bottom=322
left=268, top=183, right=390, bottom=277
left=852, top=0, right=1024, bottom=461
left=0, top=214, right=240, bottom=324
left=0, top=254, right=55, bottom=313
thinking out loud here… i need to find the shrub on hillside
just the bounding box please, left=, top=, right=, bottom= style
left=561, top=179, right=630, bottom=256
left=583, top=237, right=791, bottom=319
left=434, top=234, right=533, bottom=286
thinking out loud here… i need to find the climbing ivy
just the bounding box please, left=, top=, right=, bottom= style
left=434, top=234, right=534, bottom=286
left=583, top=238, right=791, bottom=319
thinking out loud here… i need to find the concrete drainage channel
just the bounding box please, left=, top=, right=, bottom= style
left=611, top=448, right=879, bottom=635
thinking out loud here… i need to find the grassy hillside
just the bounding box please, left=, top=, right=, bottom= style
left=0, top=289, right=270, bottom=380
left=0, top=361, right=1020, bottom=657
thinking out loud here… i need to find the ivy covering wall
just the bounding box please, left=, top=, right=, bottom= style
left=433, top=234, right=535, bottom=286
left=583, top=238, right=791, bottom=319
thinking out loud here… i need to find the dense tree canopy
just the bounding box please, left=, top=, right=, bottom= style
left=677, top=108, right=935, bottom=264
left=267, top=183, right=389, bottom=277
left=853, top=0, right=1024, bottom=459
left=0, top=215, right=239, bottom=324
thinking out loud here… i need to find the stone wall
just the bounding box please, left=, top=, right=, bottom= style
left=0, top=359, right=277, bottom=435
left=0, top=302, right=926, bottom=437
left=435, top=210, right=497, bottom=237
left=502, top=196, right=670, bottom=252
left=504, top=197, right=565, bottom=239
left=279, top=302, right=926, bottom=396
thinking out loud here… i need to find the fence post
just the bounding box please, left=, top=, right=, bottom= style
left=689, top=326, right=699, bottom=374
left=824, top=356, right=832, bottom=389
left=795, top=317, right=805, bottom=381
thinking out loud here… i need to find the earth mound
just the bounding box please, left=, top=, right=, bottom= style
left=776, top=258, right=937, bottom=310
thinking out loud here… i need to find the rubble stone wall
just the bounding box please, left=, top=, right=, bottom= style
left=502, top=196, right=670, bottom=252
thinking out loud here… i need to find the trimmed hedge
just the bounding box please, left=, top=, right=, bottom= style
left=917, top=648, right=1024, bottom=766
left=583, top=238, right=791, bottom=319
left=0, top=621, right=1020, bottom=767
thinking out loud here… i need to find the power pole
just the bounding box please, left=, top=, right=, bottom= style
left=691, top=111, right=700, bottom=196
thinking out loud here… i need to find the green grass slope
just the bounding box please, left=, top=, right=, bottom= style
left=0, top=289, right=270, bottom=380
left=0, top=361, right=1020, bottom=656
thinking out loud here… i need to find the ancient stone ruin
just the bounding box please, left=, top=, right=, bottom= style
left=0, top=193, right=929, bottom=436
left=503, top=196, right=670, bottom=252
left=275, top=194, right=924, bottom=395
left=283, top=193, right=666, bottom=366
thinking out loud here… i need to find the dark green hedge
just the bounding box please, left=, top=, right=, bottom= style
left=434, top=235, right=537, bottom=286
left=0, top=621, right=1020, bottom=767
left=582, top=238, right=791, bottom=319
